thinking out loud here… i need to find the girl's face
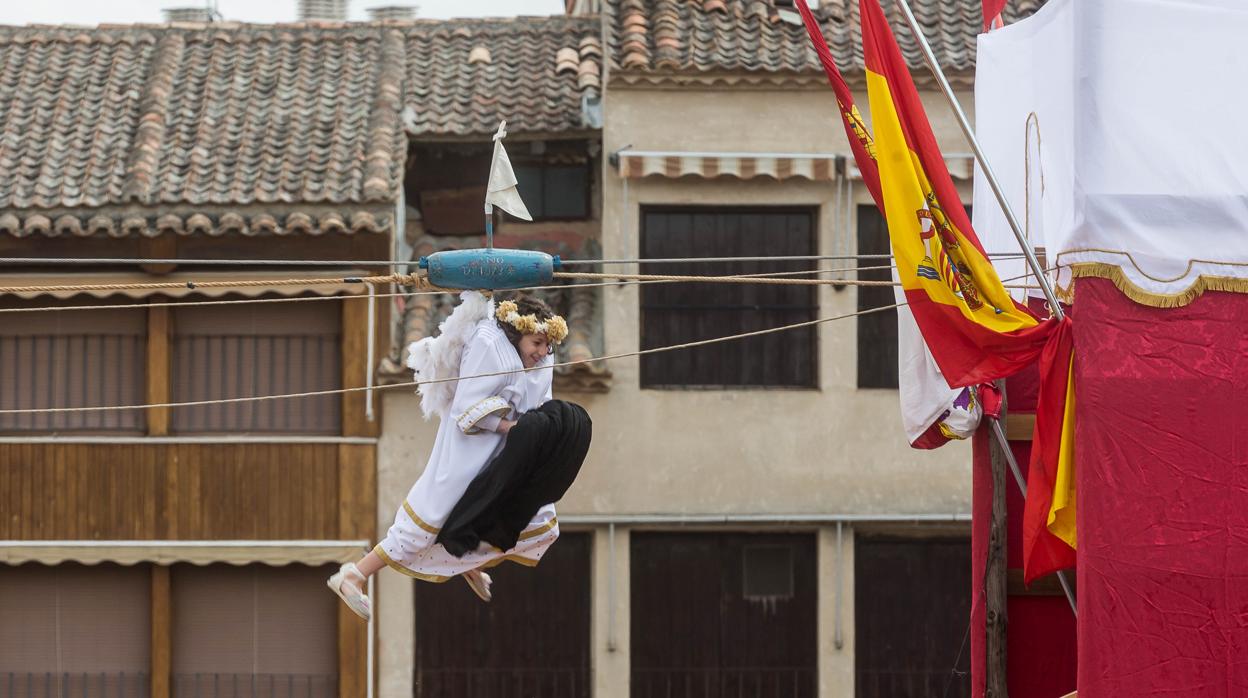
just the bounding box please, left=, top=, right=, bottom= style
left=517, top=333, right=552, bottom=368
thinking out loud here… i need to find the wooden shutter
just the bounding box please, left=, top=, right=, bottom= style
left=630, top=532, right=817, bottom=698
left=0, top=302, right=146, bottom=433
left=856, top=205, right=899, bottom=389
left=0, top=563, right=150, bottom=693
left=413, top=532, right=592, bottom=697
left=170, top=297, right=341, bottom=434
left=171, top=563, right=338, bottom=697
left=640, top=208, right=818, bottom=388
left=854, top=536, right=973, bottom=697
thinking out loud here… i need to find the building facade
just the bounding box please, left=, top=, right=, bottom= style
left=0, top=1, right=1047, bottom=696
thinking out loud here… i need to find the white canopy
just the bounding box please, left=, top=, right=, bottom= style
left=972, top=0, right=1248, bottom=306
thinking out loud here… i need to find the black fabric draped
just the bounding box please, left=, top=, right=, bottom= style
left=437, top=399, right=592, bottom=557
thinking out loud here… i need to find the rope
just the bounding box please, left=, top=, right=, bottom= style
left=555, top=271, right=897, bottom=286
left=0, top=252, right=1031, bottom=268
left=0, top=302, right=905, bottom=416
left=0, top=273, right=422, bottom=296
left=0, top=264, right=901, bottom=313
left=0, top=266, right=1060, bottom=415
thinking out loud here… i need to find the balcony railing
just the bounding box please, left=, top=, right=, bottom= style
left=415, top=668, right=590, bottom=698
left=630, top=668, right=817, bottom=698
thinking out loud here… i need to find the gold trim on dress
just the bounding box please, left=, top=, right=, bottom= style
left=456, top=396, right=511, bottom=434
left=372, top=544, right=452, bottom=583
left=517, top=516, right=558, bottom=541
left=402, top=501, right=440, bottom=535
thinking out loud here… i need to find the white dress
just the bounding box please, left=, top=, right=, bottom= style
left=374, top=320, right=559, bottom=582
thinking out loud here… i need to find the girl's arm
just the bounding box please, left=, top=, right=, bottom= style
left=450, top=333, right=513, bottom=435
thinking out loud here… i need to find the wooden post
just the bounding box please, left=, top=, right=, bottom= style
left=146, top=304, right=171, bottom=436
left=150, top=565, right=172, bottom=698
left=340, top=295, right=378, bottom=438
left=986, top=383, right=1010, bottom=697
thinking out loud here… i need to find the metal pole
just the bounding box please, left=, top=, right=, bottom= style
left=989, top=417, right=1078, bottom=616
left=834, top=521, right=845, bottom=650
left=484, top=203, right=494, bottom=249
left=891, top=0, right=1065, bottom=322
left=606, top=523, right=617, bottom=652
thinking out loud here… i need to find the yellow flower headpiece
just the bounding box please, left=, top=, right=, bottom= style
left=495, top=300, right=569, bottom=344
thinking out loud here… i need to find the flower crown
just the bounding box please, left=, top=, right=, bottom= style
left=495, top=300, right=569, bottom=344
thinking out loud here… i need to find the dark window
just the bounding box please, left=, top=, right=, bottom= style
left=856, top=205, right=898, bottom=388
left=0, top=301, right=146, bottom=433
left=640, top=208, right=818, bottom=389
left=855, top=536, right=972, bottom=698
left=743, top=544, right=795, bottom=599
left=631, top=532, right=817, bottom=698
left=413, top=532, right=592, bottom=697
left=515, top=163, right=591, bottom=220
left=170, top=297, right=341, bottom=434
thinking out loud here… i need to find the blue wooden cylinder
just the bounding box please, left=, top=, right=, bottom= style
left=419, top=249, right=559, bottom=290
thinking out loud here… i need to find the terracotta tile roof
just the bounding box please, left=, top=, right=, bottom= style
left=605, top=0, right=1044, bottom=82
left=0, top=16, right=602, bottom=236
left=402, top=16, right=602, bottom=137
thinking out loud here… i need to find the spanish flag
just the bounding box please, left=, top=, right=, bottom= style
left=857, top=0, right=1076, bottom=580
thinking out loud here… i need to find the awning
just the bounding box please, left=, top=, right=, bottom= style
left=615, top=150, right=975, bottom=181
left=0, top=271, right=372, bottom=300
left=0, top=540, right=370, bottom=566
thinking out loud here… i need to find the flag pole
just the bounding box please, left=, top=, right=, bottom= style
left=892, top=0, right=1077, bottom=616
left=890, top=0, right=1065, bottom=322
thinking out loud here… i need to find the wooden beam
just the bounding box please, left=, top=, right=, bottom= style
left=1004, top=412, right=1036, bottom=442
left=340, top=297, right=378, bottom=438
left=146, top=304, right=171, bottom=436
left=138, top=234, right=178, bottom=275
left=150, top=564, right=171, bottom=698
left=986, top=385, right=1010, bottom=697
left=337, top=443, right=375, bottom=698
left=338, top=604, right=367, bottom=698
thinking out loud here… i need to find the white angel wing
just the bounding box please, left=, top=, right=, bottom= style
left=405, top=291, right=493, bottom=419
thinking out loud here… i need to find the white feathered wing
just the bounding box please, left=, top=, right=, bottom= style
left=404, top=291, right=494, bottom=420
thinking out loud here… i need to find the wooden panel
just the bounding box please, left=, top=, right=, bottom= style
left=151, top=564, right=171, bottom=698
left=1005, top=412, right=1037, bottom=441
left=413, top=532, right=592, bottom=697
left=341, top=297, right=378, bottom=438
left=337, top=444, right=377, bottom=541
left=630, top=532, right=817, bottom=698
left=147, top=305, right=171, bottom=436
left=855, top=536, right=973, bottom=698
left=0, top=443, right=340, bottom=539
left=338, top=604, right=368, bottom=698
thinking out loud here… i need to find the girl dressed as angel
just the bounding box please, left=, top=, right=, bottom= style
left=328, top=293, right=569, bottom=619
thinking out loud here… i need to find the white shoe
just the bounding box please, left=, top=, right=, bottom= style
left=328, top=562, right=372, bottom=621
left=463, top=569, right=493, bottom=603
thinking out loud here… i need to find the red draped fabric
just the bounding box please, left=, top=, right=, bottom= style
left=1074, top=276, right=1248, bottom=696
left=972, top=424, right=1078, bottom=698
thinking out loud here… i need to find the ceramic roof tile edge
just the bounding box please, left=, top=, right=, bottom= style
left=0, top=203, right=394, bottom=239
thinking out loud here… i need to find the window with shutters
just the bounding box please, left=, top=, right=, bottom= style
left=0, top=301, right=147, bottom=434
left=171, top=563, right=338, bottom=697
left=170, top=297, right=341, bottom=435
left=0, top=563, right=150, bottom=694
left=640, top=208, right=818, bottom=389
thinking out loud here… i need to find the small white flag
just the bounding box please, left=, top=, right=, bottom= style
left=484, top=121, right=532, bottom=221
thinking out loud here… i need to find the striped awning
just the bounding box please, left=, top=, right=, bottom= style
left=615, top=150, right=976, bottom=181
left=0, top=540, right=369, bottom=566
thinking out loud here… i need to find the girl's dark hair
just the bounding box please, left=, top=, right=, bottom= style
left=496, top=294, right=556, bottom=347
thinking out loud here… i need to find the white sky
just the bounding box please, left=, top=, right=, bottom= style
left=0, top=0, right=564, bottom=25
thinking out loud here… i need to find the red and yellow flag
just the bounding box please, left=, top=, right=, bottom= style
left=859, top=0, right=1053, bottom=388
left=856, top=0, right=1077, bottom=580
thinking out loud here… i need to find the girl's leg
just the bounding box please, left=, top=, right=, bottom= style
left=356, top=550, right=386, bottom=578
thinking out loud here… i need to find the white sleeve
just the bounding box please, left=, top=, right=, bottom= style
left=450, top=334, right=512, bottom=435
